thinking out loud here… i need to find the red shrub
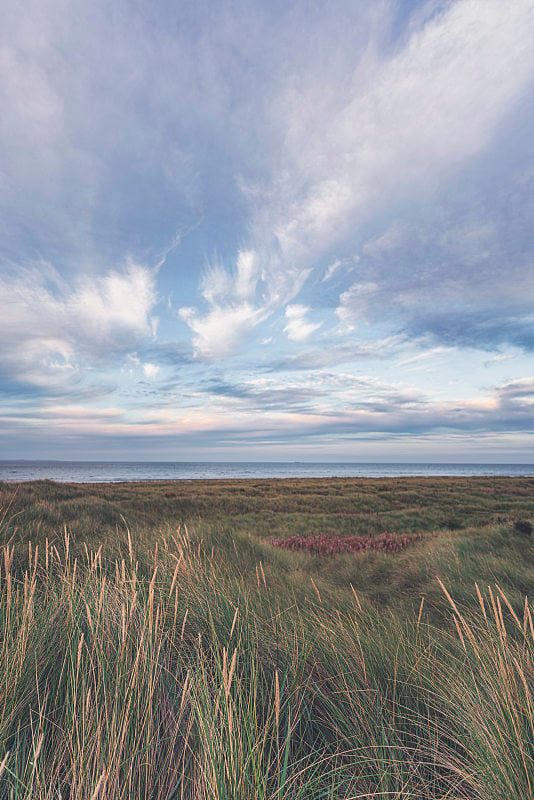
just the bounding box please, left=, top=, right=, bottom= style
left=270, top=531, right=421, bottom=556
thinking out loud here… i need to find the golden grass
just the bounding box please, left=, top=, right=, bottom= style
left=0, top=519, right=532, bottom=798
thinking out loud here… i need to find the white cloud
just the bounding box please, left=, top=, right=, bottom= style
left=395, top=347, right=453, bottom=368
left=0, top=261, right=157, bottom=387
left=179, top=248, right=268, bottom=359
left=235, top=250, right=258, bottom=302
left=283, top=305, right=322, bottom=343
left=142, top=363, right=160, bottom=379
left=336, top=283, right=379, bottom=331
left=179, top=302, right=264, bottom=361
left=484, top=352, right=518, bottom=368
left=269, top=0, right=534, bottom=267
left=70, top=261, right=157, bottom=343
left=321, top=256, right=358, bottom=283
left=0, top=0, right=203, bottom=268
left=362, top=224, right=407, bottom=259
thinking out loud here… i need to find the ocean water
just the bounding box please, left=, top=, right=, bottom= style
left=1, top=460, right=533, bottom=483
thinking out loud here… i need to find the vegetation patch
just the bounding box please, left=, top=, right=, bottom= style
left=0, top=477, right=532, bottom=796
left=0, top=523, right=532, bottom=799
left=271, top=530, right=423, bottom=555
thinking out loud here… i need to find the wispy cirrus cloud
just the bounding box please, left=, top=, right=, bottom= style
left=178, top=250, right=267, bottom=360
left=321, top=256, right=358, bottom=283
left=283, top=305, right=322, bottom=343
left=0, top=260, right=157, bottom=390
left=336, top=207, right=534, bottom=350
left=179, top=0, right=534, bottom=358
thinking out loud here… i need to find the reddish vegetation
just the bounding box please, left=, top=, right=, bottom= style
left=271, top=531, right=422, bottom=556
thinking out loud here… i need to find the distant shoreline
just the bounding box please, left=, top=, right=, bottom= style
left=1, top=460, right=534, bottom=483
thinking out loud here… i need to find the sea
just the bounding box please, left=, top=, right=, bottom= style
left=1, top=460, right=533, bottom=483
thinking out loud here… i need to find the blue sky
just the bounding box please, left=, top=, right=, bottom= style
left=1, top=0, right=534, bottom=461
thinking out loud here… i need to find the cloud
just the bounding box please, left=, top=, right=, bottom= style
left=362, top=224, right=407, bottom=259
left=336, top=283, right=380, bottom=331
left=0, top=0, right=227, bottom=272
left=483, top=352, right=518, bottom=368
left=0, top=260, right=157, bottom=389
left=335, top=200, right=534, bottom=350
left=272, top=335, right=405, bottom=370
left=283, top=305, right=322, bottom=342
left=142, top=363, right=160, bottom=379
left=407, top=311, right=534, bottom=352
left=321, top=256, right=358, bottom=283
left=178, top=249, right=269, bottom=359
left=265, top=0, right=534, bottom=263
left=205, top=376, right=324, bottom=411
left=395, top=346, right=453, bottom=368
left=70, top=261, right=157, bottom=345
left=180, top=0, right=534, bottom=358
left=1, top=0, right=534, bottom=459
left=3, top=373, right=532, bottom=459
left=179, top=247, right=315, bottom=359
left=199, top=374, right=534, bottom=439
left=179, top=303, right=262, bottom=361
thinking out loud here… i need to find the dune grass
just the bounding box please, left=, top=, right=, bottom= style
left=2, top=476, right=533, bottom=617
left=0, top=477, right=533, bottom=797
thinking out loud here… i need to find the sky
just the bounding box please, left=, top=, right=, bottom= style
left=1, top=0, right=534, bottom=462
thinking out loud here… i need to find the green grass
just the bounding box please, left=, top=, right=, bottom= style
left=2, top=476, right=533, bottom=616
left=0, top=477, right=532, bottom=798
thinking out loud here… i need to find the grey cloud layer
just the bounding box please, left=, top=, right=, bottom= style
left=2, top=376, right=532, bottom=454
left=337, top=170, right=534, bottom=351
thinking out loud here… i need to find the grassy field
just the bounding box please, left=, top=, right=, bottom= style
left=0, top=477, right=533, bottom=798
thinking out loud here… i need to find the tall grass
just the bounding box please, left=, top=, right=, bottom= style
left=0, top=524, right=532, bottom=798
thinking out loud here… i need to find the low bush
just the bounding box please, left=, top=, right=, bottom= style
left=514, top=518, right=533, bottom=535
left=271, top=530, right=422, bottom=555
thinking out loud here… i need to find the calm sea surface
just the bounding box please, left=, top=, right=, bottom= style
left=1, top=461, right=533, bottom=483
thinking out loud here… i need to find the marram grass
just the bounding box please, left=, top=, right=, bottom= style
left=0, top=526, right=533, bottom=799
